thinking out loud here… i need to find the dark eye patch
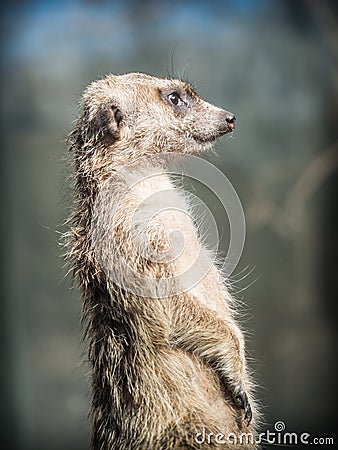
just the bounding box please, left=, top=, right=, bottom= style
left=159, top=87, right=190, bottom=111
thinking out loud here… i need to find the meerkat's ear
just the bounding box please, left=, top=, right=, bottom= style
left=92, top=103, right=123, bottom=145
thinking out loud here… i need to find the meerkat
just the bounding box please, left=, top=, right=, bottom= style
left=66, top=72, right=259, bottom=449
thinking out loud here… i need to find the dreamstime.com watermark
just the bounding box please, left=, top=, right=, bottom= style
left=194, top=421, right=334, bottom=446
left=91, top=152, right=246, bottom=298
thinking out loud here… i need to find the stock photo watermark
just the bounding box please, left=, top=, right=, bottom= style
left=194, top=421, right=334, bottom=446
left=91, top=152, right=246, bottom=298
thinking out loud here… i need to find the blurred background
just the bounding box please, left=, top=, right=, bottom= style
left=1, top=0, right=337, bottom=449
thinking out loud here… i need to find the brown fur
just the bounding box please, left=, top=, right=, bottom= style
left=65, top=73, right=259, bottom=449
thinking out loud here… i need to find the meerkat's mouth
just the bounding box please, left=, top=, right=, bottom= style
left=192, top=129, right=232, bottom=144
left=193, top=135, right=217, bottom=144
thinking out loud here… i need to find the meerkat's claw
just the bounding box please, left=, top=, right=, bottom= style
left=221, top=377, right=253, bottom=425
left=234, top=390, right=252, bottom=425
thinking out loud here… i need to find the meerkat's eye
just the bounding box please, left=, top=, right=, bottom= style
left=168, top=92, right=182, bottom=106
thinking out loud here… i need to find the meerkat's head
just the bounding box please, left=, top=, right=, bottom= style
left=70, top=72, right=235, bottom=176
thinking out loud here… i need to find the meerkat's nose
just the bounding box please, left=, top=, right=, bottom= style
left=225, top=113, right=236, bottom=131
left=225, top=113, right=236, bottom=124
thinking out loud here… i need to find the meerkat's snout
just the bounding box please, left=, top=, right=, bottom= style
left=217, top=109, right=236, bottom=133
left=207, top=108, right=236, bottom=140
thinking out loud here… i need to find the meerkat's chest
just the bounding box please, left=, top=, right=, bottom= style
left=118, top=170, right=219, bottom=302
left=122, top=170, right=200, bottom=251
